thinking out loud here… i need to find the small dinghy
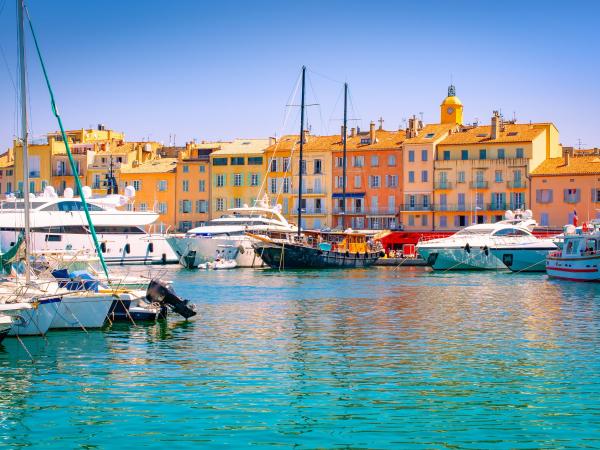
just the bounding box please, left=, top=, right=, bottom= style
left=198, top=258, right=237, bottom=270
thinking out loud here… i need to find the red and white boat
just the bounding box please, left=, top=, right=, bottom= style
left=546, top=224, right=600, bottom=281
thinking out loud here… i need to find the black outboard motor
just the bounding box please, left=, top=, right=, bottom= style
left=146, top=279, right=197, bottom=319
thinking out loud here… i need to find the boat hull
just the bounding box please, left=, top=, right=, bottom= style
left=8, top=298, right=61, bottom=336
left=0, top=316, right=12, bottom=343
left=418, top=246, right=505, bottom=270
left=167, top=236, right=264, bottom=268
left=50, top=294, right=113, bottom=329
left=489, top=247, right=554, bottom=272
left=546, top=255, right=600, bottom=281
left=254, top=242, right=380, bottom=269
left=0, top=231, right=178, bottom=265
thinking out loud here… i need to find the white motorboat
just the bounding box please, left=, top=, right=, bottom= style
left=546, top=224, right=600, bottom=281
left=417, top=210, right=540, bottom=271
left=0, top=296, right=60, bottom=337
left=167, top=198, right=296, bottom=268
left=0, top=186, right=178, bottom=266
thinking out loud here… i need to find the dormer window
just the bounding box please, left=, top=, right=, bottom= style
left=425, top=133, right=435, bottom=138
left=360, top=138, right=371, bottom=145
left=507, top=132, right=518, bottom=136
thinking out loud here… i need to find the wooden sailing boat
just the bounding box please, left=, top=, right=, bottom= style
left=252, top=67, right=382, bottom=269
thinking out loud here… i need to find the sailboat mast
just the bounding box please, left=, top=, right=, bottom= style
left=17, top=0, right=31, bottom=282
left=342, top=82, right=348, bottom=228
left=297, top=66, right=306, bottom=238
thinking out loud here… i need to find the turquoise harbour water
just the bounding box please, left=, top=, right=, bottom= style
left=1, top=267, right=599, bottom=449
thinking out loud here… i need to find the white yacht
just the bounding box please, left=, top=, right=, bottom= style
left=417, top=210, right=541, bottom=271
left=0, top=186, right=177, bottom=266
left=167, top=200, right=296, bottom=268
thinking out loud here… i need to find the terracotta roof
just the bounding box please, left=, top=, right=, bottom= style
left=0, top=152, right=14, bottom=169
left=263, top=135, right=299, bottom=154
left=439, top=123, right=548, bottom=146
left=404, top=123, right=457, bottom=144
left=120, top=158, right=177, bottom=174
left=531, top=155, right=600, bottom=176
left=210, top=138, right=270, bottom=156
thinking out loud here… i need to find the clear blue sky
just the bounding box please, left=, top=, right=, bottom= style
left=0, top=0, right=598, bottom=150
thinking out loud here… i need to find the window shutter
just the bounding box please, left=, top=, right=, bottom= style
left=575, top=189, right=581, bottom=203
left=548, top=190, right=553, bottom=203
left=563, top=189, right=568, bottom=202
left=454, top=215, right=460, bottom=227
left=536, top=189, right=541, bottom=203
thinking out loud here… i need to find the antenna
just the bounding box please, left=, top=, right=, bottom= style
left=577, top=138, right=583, bottom=150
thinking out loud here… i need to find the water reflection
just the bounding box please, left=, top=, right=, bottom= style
left=0, top=267, right=598, bottom=448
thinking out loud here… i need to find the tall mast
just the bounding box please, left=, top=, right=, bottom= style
left=17, top=0, right=31, bottom=282
left=297, top=66, right=306, bottom=238
left=342, top=82, right=348, bottom=228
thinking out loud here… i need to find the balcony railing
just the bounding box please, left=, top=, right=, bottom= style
left=293, top=188, right=327, bottom=195
left=507, top=180, right=527, bottom=189
left=29, top=171, right=40, bottom=178
left=469, top=181, right=489, bottom=189
left=435, top=204, right=469, bottom=212
left=434, top=181, right=453, bottom=189
left=301, top=208, right=327, bottom=215
left=333, top=207, right=364, bottom=214
left=399, top=203, right=433, bottom=211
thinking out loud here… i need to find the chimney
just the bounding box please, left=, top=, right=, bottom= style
left=302, top=129, right=310, bottom=144
left=269, top=136, right=276, bottom=146
left=563, top=146, right=573, bottom=166
left=406, top=115, right=419, bottom=139
left=491, top=111, right=500, bottom=140
left=369, top=121, right=376, bottom=143
left=350, top=127, right=356, bottom=137
left=7, top=147, right=14, bottom=162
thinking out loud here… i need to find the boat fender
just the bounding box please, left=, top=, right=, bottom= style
left=483, top=246, right=489, bottom=256
left=345, top=251, right=350, bottom=257
left=379, top=251, right=385, bottom=258
left=464, top=243, right=471, bottom=254
left=356, top=252, right=360, bottom=259
left=238, top=245, right=245, bottom=254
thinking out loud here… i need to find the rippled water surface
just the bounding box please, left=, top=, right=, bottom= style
left=1, top=267, right=599, bottom=448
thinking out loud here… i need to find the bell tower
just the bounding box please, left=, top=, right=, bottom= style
left=440, top=84, right=463, bottom=125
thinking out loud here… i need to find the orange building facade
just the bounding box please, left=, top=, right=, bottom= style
left=531, top=148, right=600, bottom=227
left=331, top=122, right=405, bottom=230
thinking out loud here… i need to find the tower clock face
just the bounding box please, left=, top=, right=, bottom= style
left=447, top=107, right=454, bottom=114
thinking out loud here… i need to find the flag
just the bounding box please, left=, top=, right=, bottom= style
left=573, top=210, right=579, bottom=226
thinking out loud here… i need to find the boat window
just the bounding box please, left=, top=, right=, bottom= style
left=492, top=228, right=531, bottom=237
left=42, top=201, right=104, bottom=212
left=455, top=228, right=496, bottom=236
left=0, top=201, right=47, bottom=210
left=565, top=240, right=575, bottom=254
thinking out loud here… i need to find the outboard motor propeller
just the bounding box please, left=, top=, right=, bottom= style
left=146, top=279, right=197, bottom=319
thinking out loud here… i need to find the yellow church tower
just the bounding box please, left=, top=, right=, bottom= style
left=440, top=84, right=463, bottom=125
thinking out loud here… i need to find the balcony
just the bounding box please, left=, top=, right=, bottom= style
left=434, top=181, right=453, bottom=190
left=469, top=181, right=489, bottom=189
left=333, top=206, right=364, bottom=215
left=365, top=207, right=399, bottom=216
left=399, top=203, right=433, bottom=212
left=301, top=208, right=327, bottom=215
left=487, top=202, right=508, bottom=211
left=293, top=188, right=327, bottom=196
left=507, top=180, right=527, bottom=189
left=434, top=204, right=469, bottom=212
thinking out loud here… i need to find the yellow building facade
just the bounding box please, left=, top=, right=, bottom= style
left=119, top=158, right=178, bottom=232
left=175, top=142, right=212, bottom=231
left=210, top=139, right=271, bottom=218
left=0, top=150, right=15, bottom=195
left=263, top=135, right=297, bottom=221
left=434, top=113, right=561, bottom=229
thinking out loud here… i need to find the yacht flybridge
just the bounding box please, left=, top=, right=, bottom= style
left=167, top=198, right=297, bottom=268
left=0, top=186, right=177, bottom=265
